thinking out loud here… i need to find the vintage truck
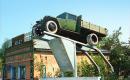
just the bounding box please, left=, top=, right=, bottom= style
left=32, top=12, right=107, bottom=45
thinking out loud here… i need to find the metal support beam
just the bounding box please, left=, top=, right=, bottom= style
left=79, top=49, right=101, bottom=75
left=90, top=46, right=114, bottom=73
left=36, top=31, right=114, bottom=77
left=73, top=42, right=77, bottom=77
left=48, top=38, right=76, bottom=74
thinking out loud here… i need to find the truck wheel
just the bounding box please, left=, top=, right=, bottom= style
left=46, top=20, right=58, bottom=34
left=32, top=26, right=44, bottom=36
left=87, top=33, right=98, bottom=45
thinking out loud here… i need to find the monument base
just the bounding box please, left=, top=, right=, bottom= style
left=40, top=77, right=101, bottom=80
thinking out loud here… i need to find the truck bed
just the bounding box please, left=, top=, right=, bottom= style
left=81, top=21, right=107, bottom=36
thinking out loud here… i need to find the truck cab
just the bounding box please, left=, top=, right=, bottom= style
left=56, top=12, right=81, bottom=32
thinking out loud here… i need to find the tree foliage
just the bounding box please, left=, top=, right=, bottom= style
left=100, top=27, right=130, bottom=79
left=34, top=56, right=45, bottom=78
left=78, top=27, right=130, bottom=79
left=99, top=27, right=122, bottom=50
left=77, top=54, right=110, bottom=80
left=77, top=59, right=98, bottom=77
left=0, top=39, right=9, bottom=72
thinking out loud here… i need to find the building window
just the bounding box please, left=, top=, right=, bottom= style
left=6, top=65, right=11, bottom=72
left=45, top=56, right=47, bottom=60
left=15, top=40, right=19, bottom=45
left=15, top=40, right=23, bottom=45
left=21, top=66, right=26, bottom=79
left=12, top=67, right=18, bottom=79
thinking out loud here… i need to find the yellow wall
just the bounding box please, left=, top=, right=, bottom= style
left=33, top=51, right=103, bottom=78
left=34, top=51, right=59, bottom=79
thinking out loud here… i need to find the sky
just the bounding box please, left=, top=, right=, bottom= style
left=0, top=0, right=130, bottom=47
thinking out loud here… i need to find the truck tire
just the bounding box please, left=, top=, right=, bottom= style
left=87, top=33, right=98, bottom=45
left=32, top=26, right=44, bottom=36
left=45, top=20, right=58, bottom=34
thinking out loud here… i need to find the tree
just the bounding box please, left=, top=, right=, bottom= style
left=34, top=56, right=46, bottom=78
left=99, top=27, right=130, bottom=79
left=0, top=39, right=15, bottom=78
left=77, top=59, right=98, bottom=77
left=0, top=39, right=9, bottom=72
left=0, top=49, right=3, bottom=71
left=99, top=27, right=122, bottom=50
left=128, top=37, right=130, bottom=44
left=77, top=54, right=112, bottom=79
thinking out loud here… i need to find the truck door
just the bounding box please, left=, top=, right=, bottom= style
left=57, top=18, right=76, bottom=31
left=57, top=13, right=77, bottom=32
left=66, top=19, right=76, bottom=31
left=57, top=18, right=67, bottom=29
left=65, top=13, right=77, bottom=31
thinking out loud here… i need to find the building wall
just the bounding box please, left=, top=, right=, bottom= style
left=33, top=51, right=101, bottom=79
left=4, top=40, right=33, bottom=80
left=4, top=48, right=109, bottom=80
left=3, top=33, right=110, bottom=80
left=5, top=53, right=33, bottom=80
left=34, top=51, right=59, bottom=79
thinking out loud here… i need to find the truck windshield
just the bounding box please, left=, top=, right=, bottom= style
left=57, top=12, right=77, bottom=20
left=57, top=14, right=66, bottom=19
left=67, top=14, right=77, bottom=20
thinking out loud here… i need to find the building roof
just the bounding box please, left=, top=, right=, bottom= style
left=33, top=39, right=110, bottom=55
left=33, top=39, right=50, bottom=49
left=4, top=32, right=110, bottom=55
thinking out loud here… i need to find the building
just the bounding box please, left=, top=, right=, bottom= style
left=2, top=32, right=110, bottom=80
